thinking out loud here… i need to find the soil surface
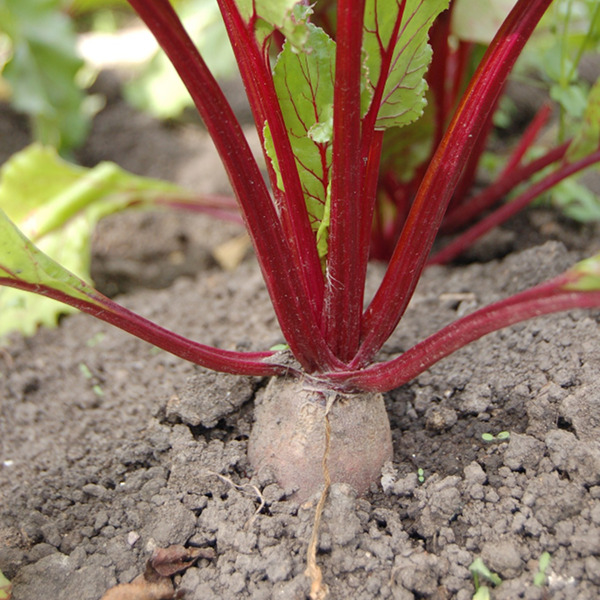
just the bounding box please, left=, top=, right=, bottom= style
left=2, top=73, right=600, bottom=600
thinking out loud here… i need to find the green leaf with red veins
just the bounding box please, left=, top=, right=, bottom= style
left=235, top=0, right=312, bottom=48
left=380, top=95, right=435, bottom=181
left=265, top=24, right=336, bottom=259
left=564, top=253, right=600, bottom=292
left=362, top=0, right=449, bottom=129
left=566, top=78, right=600, bottom=163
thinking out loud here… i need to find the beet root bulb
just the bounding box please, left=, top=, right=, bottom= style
left=248, top=377, right=393, bottom=501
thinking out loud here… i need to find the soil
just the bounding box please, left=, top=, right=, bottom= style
left=2, top=71, right=600, bottom=600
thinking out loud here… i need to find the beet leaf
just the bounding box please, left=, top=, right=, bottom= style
left=0, top=144, right=180, bottom=337
left=362, top=0, right=449, bottom=129
left=264, top=22, right=335, bottom=260
left=0, top=207, right=286, bottom=376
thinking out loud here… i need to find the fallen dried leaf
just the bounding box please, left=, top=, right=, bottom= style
left=100, top=572, right=174, bottom=600
left=101, top=544, right=215, bottom=599
left=150, top=544, right=215, bottom=577
left=213, top=233, right=251, bottom=271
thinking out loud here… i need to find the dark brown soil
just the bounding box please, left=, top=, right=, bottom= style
left=1, top=74, right=600, bottom=600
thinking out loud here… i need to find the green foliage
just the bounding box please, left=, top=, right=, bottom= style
left=482, top=431, right=510, bottom=442
left=263, top=0, right=446, bottom=259
left=533, top=551, right=551, bottom=587
left=548, top=177, right=600, bottom=222
left=265, top=23, right=335, bottom=259
left=124, top=0, right=237, bottom=119
left=567, top=78, right=600, bottom=162
left=379, top=102, right=435, bottom=183
left=0, top=569, right=10, bottom=600
left=269, top=343, right=290, bottom=351
left=526, top=1, right=600, bottom=77
left=469, top=557, right=502, bottom=599
left=0, top=0, right=92, bottom=153
left=0, top=144, right=182, bottom=338
left=472, top=587, right=491, bottom=600
left=564, top=252, right=600, bottom=292
left=550, top=76, right=588, bottom=120
left=362, top=0, right=449, bottom=129
left=545, top=78, right=600, bottom=221
left=69, top=0, right=129, bottom=11
left=537, top=0, right=600, bottom=135
left=126, top=0, right=317, bottom=120
left=0, top=204, right=90, bottom=336
left=499, top=1, right=600, bottom=222
left=236, top=0, right=312, bottom=48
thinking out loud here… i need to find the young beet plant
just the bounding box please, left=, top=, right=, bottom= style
left=2, top=0, right=600, bottom=500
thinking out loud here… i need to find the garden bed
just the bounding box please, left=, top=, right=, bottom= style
left=1, top=75, right=600, bottom=600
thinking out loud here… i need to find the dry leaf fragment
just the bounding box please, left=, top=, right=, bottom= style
left=100, top=572, right=174, bottom=600
left=150, top=544, right=215, bottom=577
left=212, top=233, right=251, bottom=271
left=101, top=544, right=215, bottom=600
